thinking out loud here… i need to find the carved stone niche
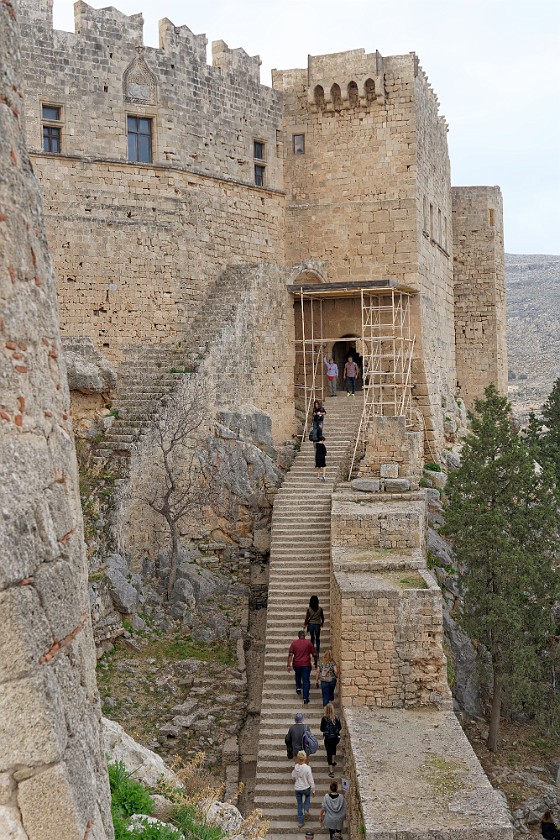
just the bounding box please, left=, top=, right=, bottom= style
left=123, top=47, right=157, bottom=105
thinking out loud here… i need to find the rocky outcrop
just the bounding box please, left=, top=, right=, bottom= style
left=63, top=337, right=116, bottom=394
left=0, top=4, right=112, bottom=837
left=102, top=717, right=176, bottom=787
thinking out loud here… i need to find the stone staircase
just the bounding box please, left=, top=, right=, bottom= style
left=94, top=266, right=251, bottom=472
left=254, top=398, right=362, bottom=837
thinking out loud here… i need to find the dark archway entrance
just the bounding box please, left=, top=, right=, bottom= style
left=332, top=338, right=363, bottom=392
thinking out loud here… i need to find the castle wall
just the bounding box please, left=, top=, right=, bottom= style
left=0, top=4, right=112, bottom=836
left=452, top=186, right=508, bottom=408
left=18, top=0, right=286, bottom=361
left=274, top=52, right=457, bottom=450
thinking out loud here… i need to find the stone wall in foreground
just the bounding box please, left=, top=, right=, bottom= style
left=0, top=3, right=112, bottom=837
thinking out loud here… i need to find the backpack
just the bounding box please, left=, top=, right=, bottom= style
left=323, top=718, right=341, bottom=742
left=302, top=727, right=318, bottom=755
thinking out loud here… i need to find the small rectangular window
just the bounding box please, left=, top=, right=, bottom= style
left=293, top=134, right=305, bottom=154
left=429, top=204, right=434, bottom=240
left=488, top=208, right=495, bottom=227
left=254, top=164, right=265, bottom=187
left=254, top=141, right=264, bottom=160
left=42, top=105, right=60, bottom=121
left=127, top=115, right=153, bottom=163
left=438, top=208, right=442, bottom=244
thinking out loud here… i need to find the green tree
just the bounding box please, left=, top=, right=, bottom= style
left=541, top=377, right=560, bottom=487
left=444, top=385, right=560, bottom=751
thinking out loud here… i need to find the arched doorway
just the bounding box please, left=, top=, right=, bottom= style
left=332, top=337, right=363, bottom=393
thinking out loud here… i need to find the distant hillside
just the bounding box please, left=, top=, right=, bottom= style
left=505, top=253, right=560, bottom=417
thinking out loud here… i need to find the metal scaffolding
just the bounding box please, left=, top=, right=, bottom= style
left=349, top=287, right=415, bottom=474
left=290, top=281, right=417, bottom=454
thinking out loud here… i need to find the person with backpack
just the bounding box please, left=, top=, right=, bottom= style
left=292, top=750, right=316, bottom=828
left=303, top=595, right=325, bottom=658
left=316, top=650, right=338, bottom=707
left=320, top=702, right=341, bottom=778
left=320, top=780, right=346, bottom=838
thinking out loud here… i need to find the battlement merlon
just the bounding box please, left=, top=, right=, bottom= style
left=212, top=41, right=262, bottom=85
left=159, top=19, right=207, bottom=65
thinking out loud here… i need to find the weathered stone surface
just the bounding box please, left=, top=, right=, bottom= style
left=344, top=706, right=513, bottom=838
left=351, top=478, right=381, bottom=492
left=204, top=800, right=244, bottom=834
left=63, top=338, right=116, bottom=394
left=0, top=807, right=29, bottom=840
left=102, top=717, right=176, bottom=787
left=105, top=566, right=140, bottom=615
left=384, top=477, right=411, bottom=492
left=380, top=463, right=399, bottom=478
left=429, top=470, right=448, bottom=490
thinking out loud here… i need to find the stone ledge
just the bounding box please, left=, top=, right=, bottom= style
left=345, top=706, right=513, bottom=839
left=332, top=546, right=425, bottom=573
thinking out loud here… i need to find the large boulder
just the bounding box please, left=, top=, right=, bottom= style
left=102, top=718, right=177, bottom=787
left=105, top=564, right=140, bottom=615
left=63, top=337, right=116, bottom=394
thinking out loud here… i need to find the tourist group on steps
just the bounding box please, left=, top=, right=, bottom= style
left=311, top=353, right=360, bottom=482
left=284, top=596, right=346, bottom=837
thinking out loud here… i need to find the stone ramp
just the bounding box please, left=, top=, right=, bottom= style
left=344, top=706, right=513, bottom=839
left=254, top=398, right=362, bottom=836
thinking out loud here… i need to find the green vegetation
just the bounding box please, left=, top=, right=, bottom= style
left=422, top=754, right=467, bottom=799
left=419, top=477, right=432, bottom=488
left=526, top=377, right=560, bottom=489
left=108, top=760, right=226, bottom=840
left=142, top=634, right=235, bottom=667
left=424, top=461, right=442, bottom=472
left=444, top=385, right=560, bottom=751
left=169, top=366, right=194, bottom=374
left=399, top=574, right=428, bottom=589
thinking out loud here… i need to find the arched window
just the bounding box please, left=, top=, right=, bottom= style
left=348, top=81, right=359, bottom=107
left=314, top=85, right=325, bottom=108
left=365, top=78, right=376, bottom=104
left=331, top=83, right=342, bottom=111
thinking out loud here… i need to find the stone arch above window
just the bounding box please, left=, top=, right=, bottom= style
left=331, top=83, right=342, bottom=111
left=123, top=48, right=157, bottom=105
left=348, top=81, right=359, bottom=107
left=314, top=85, right=325, bottom=108
left=364, top=78, right=376, bottom=104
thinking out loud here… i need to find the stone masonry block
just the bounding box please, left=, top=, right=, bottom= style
left=0, top=672, right=66, bottom=770
left=34, top=559, right=87, bottom=641
left=18, top=763, right=87, bottom=840
left=0, top=587, right=52, bottom=683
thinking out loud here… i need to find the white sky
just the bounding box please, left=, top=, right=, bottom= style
left=52, top=0, right=560, bottom=255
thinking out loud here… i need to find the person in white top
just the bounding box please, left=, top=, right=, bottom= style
left=292, top=749, right=316, bottom=827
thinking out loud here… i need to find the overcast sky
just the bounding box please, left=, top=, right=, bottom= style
left=52, top=0, right=560, bottom=255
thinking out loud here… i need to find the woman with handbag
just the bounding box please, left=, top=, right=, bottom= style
left=320, top=702, right=341, bottom=778
left=316, top=650, right=338, bottom=706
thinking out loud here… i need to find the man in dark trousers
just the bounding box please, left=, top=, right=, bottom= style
left=287, top=630, right=317, bottom=703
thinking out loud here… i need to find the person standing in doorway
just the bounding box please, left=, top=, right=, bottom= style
left=315, top=435, right=327, bottom=482
left=287, top=630, right=317, bottom=703
left=344, top=355, right=359, bottom=396
left=304, top=595, right=325, bottom=657
left=324, top=356, right=338, bottom=397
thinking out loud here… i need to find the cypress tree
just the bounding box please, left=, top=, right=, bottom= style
left=444, top=385, right=560, bottom=751
left=541, top=377, right=560, bottom=487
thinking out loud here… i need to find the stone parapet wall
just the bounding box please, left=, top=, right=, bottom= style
left=332, top=567, right=451, bottom=708
left=343, top=707, right=513, bottom=839
left=0, top=3, right=112, bottom=836
left=452, top=185, right=507, bottom=408
left=331, top=492, right=427, bottom=553
left=359, top=414, right=423, bottom=486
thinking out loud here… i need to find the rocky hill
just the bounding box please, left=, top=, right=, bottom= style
left=506, top=253, right=560, bottom=418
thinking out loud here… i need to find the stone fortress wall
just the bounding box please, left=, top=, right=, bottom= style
left=273, top=51, right=459, bottom=447
left=452, top=185, right=508, bottom=409
left=17, top=0, right=507, bottom=454
left=18, top=0, right=286, bottom=362
left=0, top=3, right=112, bottom=837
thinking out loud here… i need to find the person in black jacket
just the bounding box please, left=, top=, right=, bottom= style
left=315, top=435, right=327, bottom=481
left=285, top=712, right=308, bottom=761
left=542, top=811, right=560, bottom=839
left=320, top=702, right=341, bottom=778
